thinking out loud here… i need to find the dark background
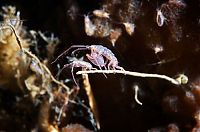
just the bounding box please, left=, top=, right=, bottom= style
left=1, top=0, right=200, bottom=131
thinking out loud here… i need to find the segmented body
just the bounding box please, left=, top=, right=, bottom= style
left=86, top=52, right=106, bottom=68
left=52, top=45, right=123, bottom=70
left=57, top=60, right=94, bottom=87
left=67, top=60, right=93, bottom=69
left=89, top=45, right=121, bottom=69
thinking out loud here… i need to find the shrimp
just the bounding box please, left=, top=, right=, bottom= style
left=52, top=45, right=124, bottom=71
left=57, top=60, right=96, bottom=88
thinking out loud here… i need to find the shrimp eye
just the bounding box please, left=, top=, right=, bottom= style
left=91, top=48, right=96, bottom=52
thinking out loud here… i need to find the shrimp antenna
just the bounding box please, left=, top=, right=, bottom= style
left=71, top=63, right=79, bottom=88
left=71, top=47, right=89, bottom=56
left=56, top=63, right=79, bottom=88
left=55, top=64, right=69, bottom=79
left=51, top=45, right=89, bottom=64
